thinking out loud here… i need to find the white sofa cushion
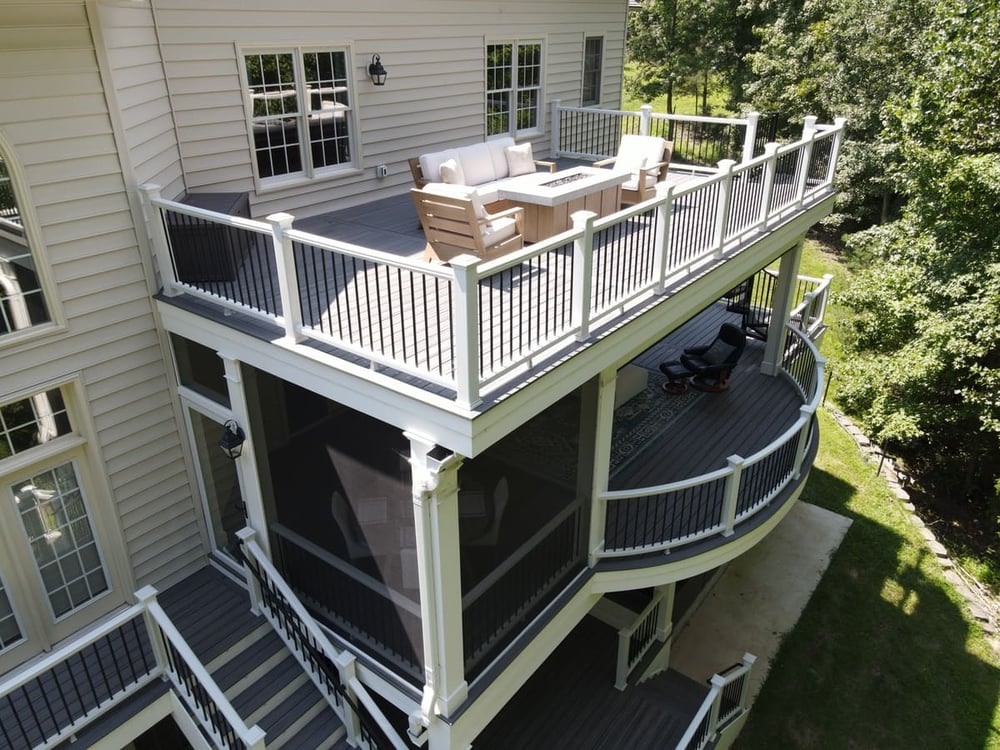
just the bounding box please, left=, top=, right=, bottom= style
left=456, top=142, right=497, bottom=186
left=486, top=136, right=515, bottom=178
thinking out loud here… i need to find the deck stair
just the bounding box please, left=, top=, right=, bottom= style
left=158, top=565, right=349, bottom=750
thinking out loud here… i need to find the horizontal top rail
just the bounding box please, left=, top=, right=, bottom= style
left=0, top=603, right=148, bottom=696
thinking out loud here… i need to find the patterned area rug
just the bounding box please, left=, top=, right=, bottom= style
left=610, top=370, right=703, bottom=477
left=488, top=369, right=704, bottom=487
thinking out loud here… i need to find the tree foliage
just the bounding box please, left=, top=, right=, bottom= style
left=835, top=0, right=1000, bottom=515
left=626, top=0, right=757, bottom=113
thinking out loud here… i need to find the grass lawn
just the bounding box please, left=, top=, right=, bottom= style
left=735, top=240, right=1000, bottom=748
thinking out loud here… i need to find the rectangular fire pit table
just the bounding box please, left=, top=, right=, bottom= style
left=496, top=166, right=629, bottom=242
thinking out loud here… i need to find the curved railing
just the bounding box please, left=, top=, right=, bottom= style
left=596, top=325, right=825, bottom=560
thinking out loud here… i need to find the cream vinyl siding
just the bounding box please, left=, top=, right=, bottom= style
left=96, top=1, right=185, bottom=197
left=146, top=0, right=626, bottom=218
left=0, top=2, right=204, bottom=594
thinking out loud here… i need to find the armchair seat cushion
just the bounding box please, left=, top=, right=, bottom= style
left=481, top=215, right=519, bottom=245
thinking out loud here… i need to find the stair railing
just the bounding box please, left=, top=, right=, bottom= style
left=237, top=528, right=409, bottom=750
left=138, top=587, right=266, bottom=750
left=614, top=590, right=670, bottom=690
left=675, top=653, right=757, bottom=750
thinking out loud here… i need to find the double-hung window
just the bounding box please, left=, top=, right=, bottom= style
left=242, top=48, right=356, bottom=186
left=0, top=147, right=51, bottom=337
left=486, top=40, right=543, bottom=137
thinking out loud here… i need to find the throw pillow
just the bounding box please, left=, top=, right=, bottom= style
left=439, top=158, right=465, bottom=185
left=505, top=143, right=536, bottom=177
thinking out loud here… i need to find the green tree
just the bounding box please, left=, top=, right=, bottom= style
left=836, top=0, right=1000, bottom=520
left=744, top=0, right=933, bottom=226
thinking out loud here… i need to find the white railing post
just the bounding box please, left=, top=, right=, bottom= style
left=742, top=111, right=760, bottom=163
left=758, top=143, right=779, bottom=226
left=722, top=455, right=744, bottom=536
left=653, top=182, right=674, bottom=291
left=825, top=117, right=848, bottom=186
left=135, top=585, right=169, bottom=678
left=814, top=274, right=834, bottom=329
left=235, top=527, right=263, bottom=616
left=139, top=183, right=180, bottom=297
left=266, top=212, right=305, bottom=344
left=795, top=117, right=818, bottom=207
left=713, top=159, right=737, bottom=258
left=614, top=628, right=630, bottom=690
left=639, top=104, right=653, bottom=135
left=335, top=651, right=364, bottom=746
left=737, top=653, right=757, bottom=709
left=792, top=404, right=815, bottom=479
left=572, top=210, right=597, bottom=340
left=449, top=255, right=482, bottom=409
left=551, top=98, right=562, bottom=156
left=707, top=674, right=726, bottom=741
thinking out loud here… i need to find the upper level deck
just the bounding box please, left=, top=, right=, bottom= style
left=143, top=113, right=843, bottom=456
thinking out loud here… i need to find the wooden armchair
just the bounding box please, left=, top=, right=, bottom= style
left=411, top=184, right=525, bottom=262
left=594, top=134, right=674, bottom=206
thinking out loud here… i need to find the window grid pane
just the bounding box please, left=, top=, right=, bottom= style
left=0, top=388, right=71, bottom=460
left=583, top=37, right=603, bottom=105
left=12, top=464, right=108, bottom=619
left=486, top=44, right=514, bottom=136
left=0, top=152, right=51, bottom=336
left=486, top=41, right=541, bottom=136
left=303, top=51, right=352, bottom=170
left=0, top=570, right=23, bottom=651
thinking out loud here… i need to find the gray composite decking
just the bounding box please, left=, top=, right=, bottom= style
left=161, top=163, right=737, bottom=405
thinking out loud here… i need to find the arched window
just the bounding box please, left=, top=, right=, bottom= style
left=0, top=146, right=50, bottom=336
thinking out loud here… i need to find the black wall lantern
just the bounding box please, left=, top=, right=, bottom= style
left=219, top=420, right=246, bottom=459
left=368, top=54, right=387, bottom=86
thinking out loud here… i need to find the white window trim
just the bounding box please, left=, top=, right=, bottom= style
left=237, top=44, right=364, bottom=193
left=485, top=37, right=547, bottom=138
left=0, top=129, right=65, bottom=346
left=0, top=377, right=131, bottom=666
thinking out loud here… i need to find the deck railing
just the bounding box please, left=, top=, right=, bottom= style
left=551, top=102, right=769, bottom=169
left=597, top=325, right=825, bottom=559
left=237, top=529, right=409, bottom=750
left=614, top=588, right=670, bottom=690
left=675, top=654, right=757, bottom=750
left=0, top=605, right=157, bottom=750
left=141, top=116, right=844, bottom=410
left=0, top=588, right=262, bottom=750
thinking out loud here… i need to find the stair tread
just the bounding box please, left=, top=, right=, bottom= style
left=212, top=629, right=285, bottom=691
left=232, top=654, right=304, bottom=716
left=259, top=680, right=327, bottom=739
left=282, top=706, right=347, bottom=750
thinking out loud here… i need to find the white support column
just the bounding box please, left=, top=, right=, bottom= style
left=266, top=212, right=305, bottom=344
left=587, top=367, right=618, bottom=566
left=407, top=433, right=468, bottom=730
left=219, top=356, right=271, bottom=558
left=760, top=241, right=803, bottom=376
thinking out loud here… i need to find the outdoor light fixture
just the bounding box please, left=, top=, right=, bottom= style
left=219, top=420, right=246, bottom=459
left=368, top=54, right=387, bottom=86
